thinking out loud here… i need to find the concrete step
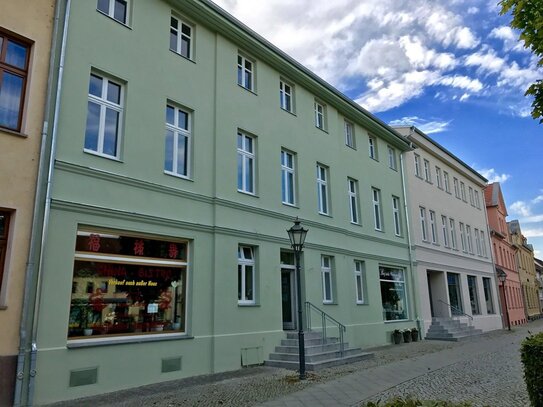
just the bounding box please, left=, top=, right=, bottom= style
left=284, top=331, right=324, bottom=340
left=268, top=347, right=363, bottom=363
left=281, top=337, right=338, bottom=347
left=426, top=318, right=483, bottom=341
left=265, top=351, right=373, bottom=370
left=274, top=341, right=349, bottom=354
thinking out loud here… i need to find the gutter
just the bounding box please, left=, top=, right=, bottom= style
left=14, top=0, right=71, bottom=405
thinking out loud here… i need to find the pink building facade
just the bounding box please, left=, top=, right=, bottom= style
left=485, top=183, right=526, bottom=327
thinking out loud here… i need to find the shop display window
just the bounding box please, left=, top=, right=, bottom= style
left=68, top=229, right=188, bottom=339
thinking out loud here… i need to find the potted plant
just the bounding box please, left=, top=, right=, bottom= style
left=411, top=327, right=419, bottom=342
left=392, top=329, right=402, bottom=344
left=79, top=304, right=93, bottom=336
left=402, top=329, right=412, bottom=343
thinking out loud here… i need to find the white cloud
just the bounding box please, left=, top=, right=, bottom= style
left=465, top=50, right=506, bottom=73
left=459, top=93, right=470, bottom=102
left=437, top=75, right=483, bottom=92
left=467, top=7, right=479, bottom=14
left=510, top=201, right=532, bottom=217
left=523, top=228, right=543, bottom=238
left=489, top=26, right=527, bottom=53
left=477, top=168, right=511, bottom=183
left=389, top=116, right=451, bottom=134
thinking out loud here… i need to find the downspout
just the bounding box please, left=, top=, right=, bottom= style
left=399, top=128, right=422, bottom=336
left=13, top=1, right=68, bottom=406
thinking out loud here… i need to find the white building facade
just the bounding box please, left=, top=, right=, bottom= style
left=396, top=127, right=502, bottom=335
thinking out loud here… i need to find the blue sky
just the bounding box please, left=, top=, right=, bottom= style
left=212, top=0, right=543, bottom=258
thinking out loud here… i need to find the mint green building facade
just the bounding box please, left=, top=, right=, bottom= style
left=30, top=0, right=417, bottom=403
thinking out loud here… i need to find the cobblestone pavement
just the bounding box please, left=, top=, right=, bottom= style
left=49, top=320, right=542, bottom=407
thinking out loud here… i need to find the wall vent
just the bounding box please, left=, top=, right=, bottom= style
left=69, top=367, right=98, bottom=387
left=162, top=356, right=182, bottom=373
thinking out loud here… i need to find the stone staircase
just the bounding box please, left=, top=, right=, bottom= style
left=425, top=317, right=483, bottom=341
left=265, top=330, right=373, bottom=371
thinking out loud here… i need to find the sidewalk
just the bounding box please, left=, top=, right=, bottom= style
left=48, top=320, right=542, bottom=407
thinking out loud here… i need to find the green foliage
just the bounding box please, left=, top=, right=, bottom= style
left=499, top=0, right=543, bottom=123
left=362, top=397, right=472, bottom=407
left=520, top=332, right=543, bottom=406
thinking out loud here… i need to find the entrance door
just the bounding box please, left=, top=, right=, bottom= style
left=447, top=273, right=463, bottom=315
left=427, top=272, right=435, bottom=317
left=281, top=269, right=296, bottom=330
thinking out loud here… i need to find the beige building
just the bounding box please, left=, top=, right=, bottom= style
left=0, top=1, right=55, bottom=405
left=509, top=220, right=540, bottom=320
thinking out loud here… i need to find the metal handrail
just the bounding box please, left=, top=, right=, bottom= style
left=305, top=301, right=346, bottom=357
left=438, top=299, right=473, bottom=324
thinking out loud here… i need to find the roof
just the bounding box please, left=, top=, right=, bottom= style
left=508, top=220, right=521, bottom=234
left=485, top=182, right=508, bottom=215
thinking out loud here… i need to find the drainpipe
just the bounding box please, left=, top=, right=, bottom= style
left=399, top=128, right=422, bottom=336
left=13, top=1, right=71, bottom=405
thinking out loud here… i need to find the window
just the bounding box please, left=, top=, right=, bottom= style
left=474, top=190, right=481, bottom=209
left=474, top=228, right=481, bottom=255
left=420, top=207, right=428, bottom=242
left=467, top=275, right=481, bottom=315
left=436, top=167, right=443, bottom=189
left=480, top=230, right=487, bottom=257
left=97, top=0, right=128, bottom=24
left=238, top=246, right=255, bottom=304
left=459, top=222, right=466, bottom=252
left=388, top=146, right=397, bottom=170
left=85, top=73, right=123, bottom=159
left=392, top=196, right=401, bottom=236
left=380, top=267, right=407, bottom=321
left=483, top=277, right=495, bottom=314
left=281, top=150, right=295, bottom=205
left=466, top=225, right=473, bottom=253
left=279, top=80, right=293, bottom=113
left=165, top=104, right=191, bottom=178
left=414, top=154, right=421, bottom=177
left=348, top=178, right=359, bottom=224
left=372, top=188, right=382, bottom=231
left=460, top=182, right=467, bottom=202
left=316, top=164, right=329, bottom=215
left=321, top=256, right=333, bottom=303
left=453, top=177, right=460, bottom=198
left=429, top=210, right=438, bottom=244
left=237, top=131, right=255, bottom=194
left=443, top=171, right=450, bottom=193
left=170, top=15, right=192, bottom=59
left=344, top=121, right=355, bottom=148
left=68, top=229, right=188, bottom=339
left=449, top=218, right=457, bottom=250
left=237, top=54, right=254, bottom=91
left=314, top=101, right=325, bottom=130
left=354, top=260, right=365, bottom=304
left=441, top=215, right=449, bottom=247
left=0, top=30, right=30, bottom=131
left=368, top=136, right=378, bottom=159
left=0, top=212, right=10, bottom=292
left=469, top=186, right=475, bottom=206
left=423, top=159, right=431, bottom=182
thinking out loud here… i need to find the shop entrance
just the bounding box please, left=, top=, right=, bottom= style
left=281, top=268, right=296, bottom=330
left=427, top=270, right=449, bottom=318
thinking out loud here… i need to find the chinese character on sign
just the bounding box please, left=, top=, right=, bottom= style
left=168, top=243, right=178, bottom=259
left=88, top=234, right=101, bottom=252
left=134, top=239, right=144, bottom=256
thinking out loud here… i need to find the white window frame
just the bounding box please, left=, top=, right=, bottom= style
left=84, top=72, right=124, bottom=159
left=345, top=120, right=355, bottom=148
left=321, top=256, right=333, bottom=304
left=474, top=190, right=481, bottom=209
left=423, top=159, right=431, bottom=182
left=348, top=178, right=359, bottom=224
left=453, top=178, right=460, bottom=198
left=429, top=210, right=438, bottom=244
left=469, top=187, right=475, bottom=206
left=466, top=225, right=473, bottom=253
left=460, top=182, right=467, bottom=202
left=392, top=196, right=401, bottom=236
left=372, top=188, right=382, bottom=231
left=388, top=146, right=397, bottom=170
left=97, top=0, right=129, bottom=25
left=436, top=167, right=443, bottom=189
left=443, top=171, right=450, bottom=193
left=475, top=228, right=481, bottom=255
left=314, top=101, right=325, bottom=130
left=164, top=104, right=191, bottom=178
left=281, top=149, right=296, bottom=206
left=414, top=154, right=421, bottom=177
left=237, top=131, right=256, bottom=194
left=441, top=215, right=450, bottom=247
left=354, top=260, right=365, bottom=304
left=317, top=164, right=329, bottom=215
left=459, top=222, right=467, bottom=252
left=279, top=80, right=294, bottom=113
left=449, top=218, right=457, bottom=250
left=170, top=14, right=193, bottom=59
left=368, top=136, right=377, bottom=160
left=237, top=54, right=254, bottom=91
left=480, top=230, right=487, bottom=257
left=420, top=207, right=428, bottom=242
left=238, top=245, right=255, bottom=305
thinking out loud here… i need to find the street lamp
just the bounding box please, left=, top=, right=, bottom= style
left=287, top=218, right=308, bottom=380
left=497, top=269, right=511, bottom=331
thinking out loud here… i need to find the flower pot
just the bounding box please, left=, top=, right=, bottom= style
left=83, top=328, right=93, bottom=336
left=172, top=322, right=181, bottom=330
left=402, top=331, right=411, bottom=343
left=393, top=332, right=402, bottom=344
left=411, top=330, right=419, bottom=342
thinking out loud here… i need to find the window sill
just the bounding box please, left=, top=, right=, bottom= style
left=67, top=332, right=193, bottom=348
left=356, top=302, right=368, bottom=306
left=282, top=202, right=299, bottom=209
left=346, top=144, right=357, bottom=151
left=237, top=190, right=259, bottom=198
left=84, top=149, right=123, bottom=162
left=350, top=221, right=361, bottom=227
left=0, top=127, right=28, bottom=138
left=322, top=301, right=336, bottom=305
left=169, top=49, right=195, bottom=64
left=238, top=302, right=259, bottom=307
left=384, top=319, right=410, bottom=323
left=370, top=156, right=379, bottom=162
left=164, top=171, right=193, bottom=182
left=237, top=84, right=257, bottom=95
left=96, top=9, right=132, bottom=29
left=318, top=212, right=332, bottom=217
left=315, top=126, right=328, bottom=134
left=280, top=107, right=296, bottom=116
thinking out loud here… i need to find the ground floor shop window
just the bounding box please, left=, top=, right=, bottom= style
left=467, top=275, right=481, bottom=315
left=380, top=266, right=407, bottom=321
left=482, top=277, right=495, bottom=314
left=68, top=229, right=188, bottom=339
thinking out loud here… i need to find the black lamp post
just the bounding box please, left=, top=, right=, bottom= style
left=287, top=218, right=308, bottom=380
left=497, top=269, right=511, bottom=331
